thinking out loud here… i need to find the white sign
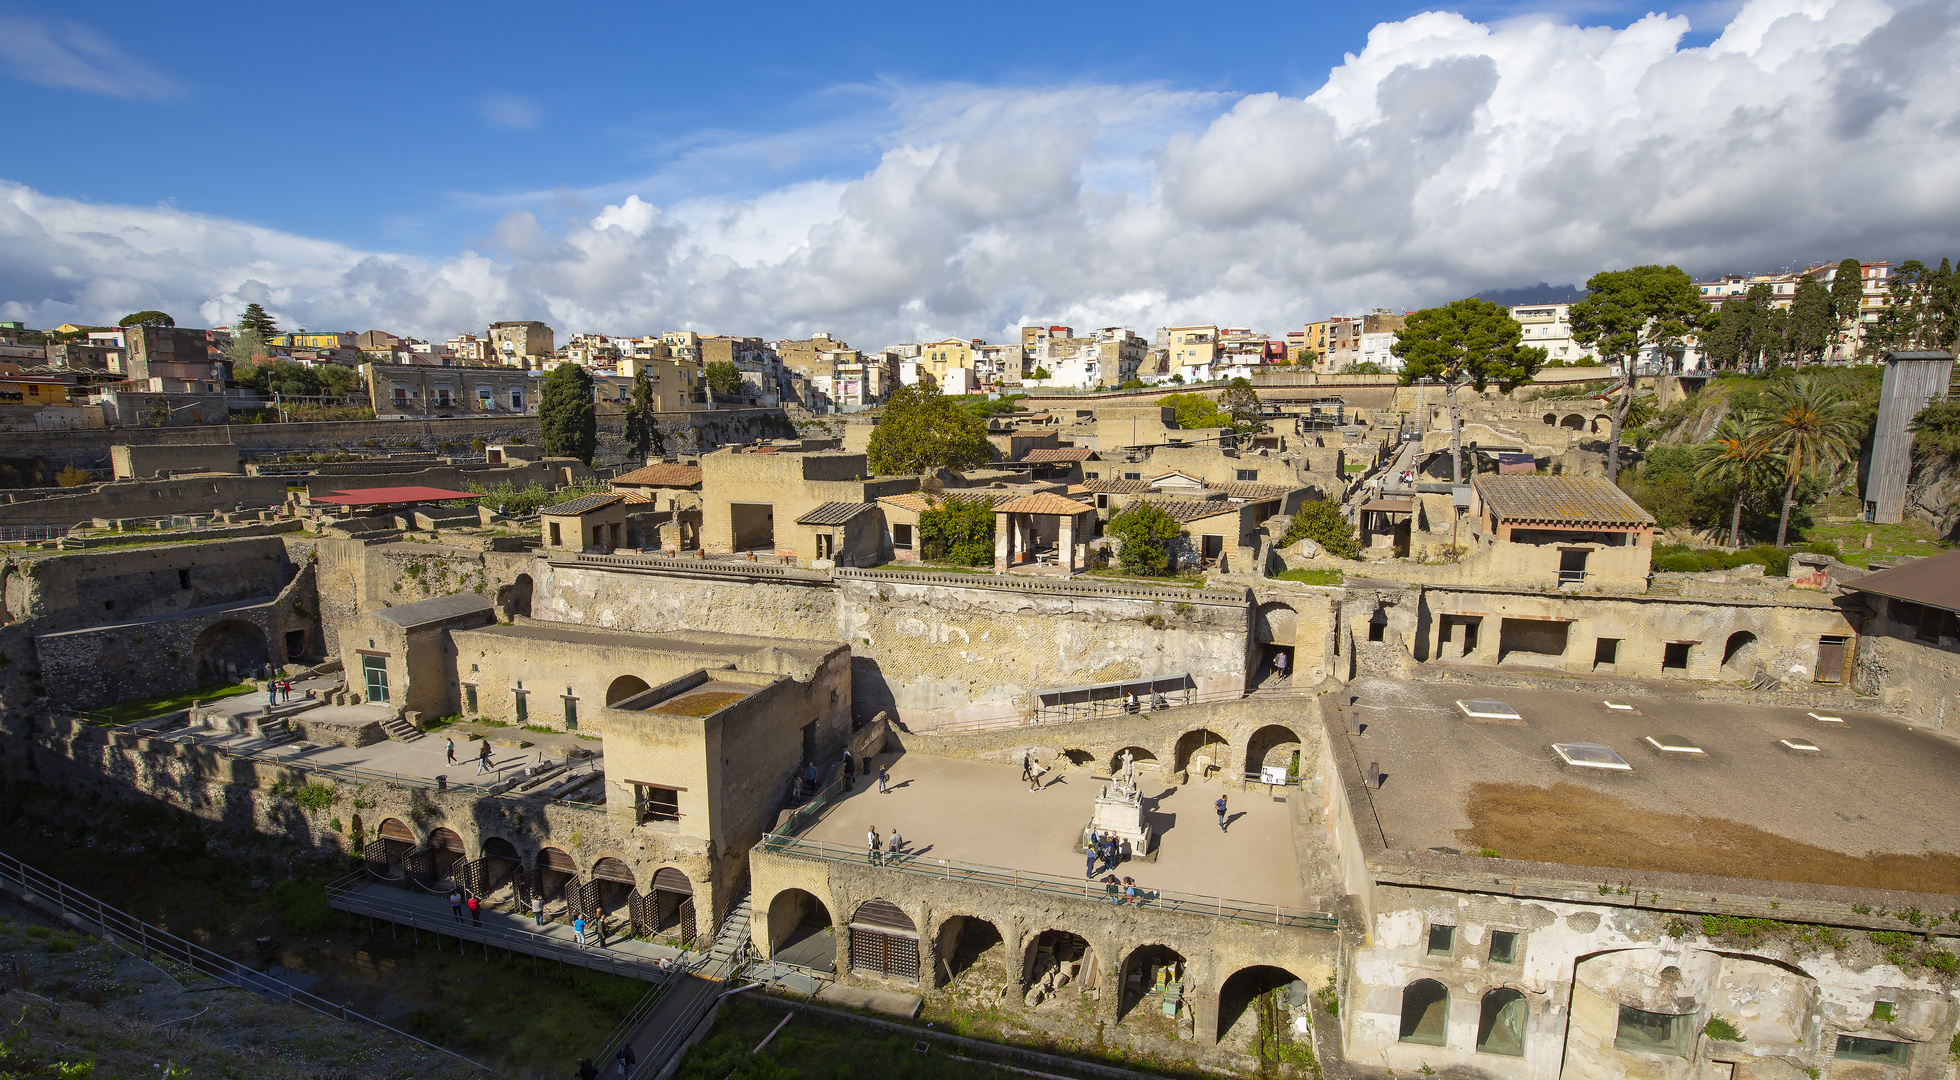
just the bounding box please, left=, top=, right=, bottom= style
left=1261, top=765, right=1290, bottom=786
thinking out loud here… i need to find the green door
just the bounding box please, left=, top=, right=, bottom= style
left=362, top=656, right=389, bottom=703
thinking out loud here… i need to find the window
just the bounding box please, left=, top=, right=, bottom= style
left=178, top=568, right=191, bottom=590
left=564, top=694, right=578, bottom=730
left=362, top=655, right=390, bottom=703
left=1614, top=1006, right=1692, bottom=1057
left=634, top=783, right=680, bottom=824
left=1084, top=470, right=1100, bottom=479
left=1594, top=638, right=1620, bottom=667
left=1427, top=924, right=1455, bottom=956
left=477, top=386, right=492, bottom=407
left=1663, top=642, right=1693, bottom=671
left=1399, top=980, right=1449, bottom=1046
left=1835, top=1035, right=1909, bottom=1065
left=510, top=390, right=524, bottom=410
left=549, top=522, right=562, bottom=546
left=1558, top=549, right=1589, bottom=584
left=464, top=684, right=477, bottom=713
left=1477, top=989, right=1527, bottom=1056
left=1236, top=469, right=1259, bottom=482
left=892, top=523, right=913, bottom=550
left=1124, top=472, right=1142, bottom=481
left=1488, top=931, right=1518, bottom=964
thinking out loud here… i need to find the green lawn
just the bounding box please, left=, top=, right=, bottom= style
left=1084, top=569, right=1210, bottom=588
left=1797, top=495, right=1953, bottom=568
left=1272, top=568, right=1345, bottom=586
left=98, top=681, right=255, bottom=723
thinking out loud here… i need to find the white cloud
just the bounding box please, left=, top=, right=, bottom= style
left=0, top=15, right=181, bottom=100
left=4, top=0, right=1960, bottom=347
left=477, top=93, right=542, bottom=130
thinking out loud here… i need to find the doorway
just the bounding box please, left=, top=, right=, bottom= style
left=731, top=503, right=774, bottom=551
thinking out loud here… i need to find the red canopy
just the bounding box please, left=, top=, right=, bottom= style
left=311, top=486, right=484, bottom=506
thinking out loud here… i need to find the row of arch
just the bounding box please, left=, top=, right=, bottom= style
left=357, top=816, right=700, bottom=942
left=1541, top=412, right=1606, bottom=433
left=1048, top=723, right=1306, bottom=782
left=1402, top=980, right=1528, bottom=1057
left=764, top=888, right=1311, bottom=1045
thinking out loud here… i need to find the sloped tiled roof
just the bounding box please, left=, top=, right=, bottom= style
left=1082, top=478, right=1152, bottom=494
left=1126, top=496, right=1241, bottom=523
left=1208, top=481, right=1298, bottom=502
left=1474, top=475, right=1655, bottom=527
left=994, top=492, right=1094, bottom=516
left=541, top=492, right=626, bottom=516
left=613, top=463, right=703, bottom=488
left=879, top=490, right=1027, bottom=514
left=1020, top=447, right=1095, bottom=463
left=370, top=593, right=495, bottom=628
left=796, top=501, right=876, bottom=526
left=1842, top=549, right=1960, bottom=611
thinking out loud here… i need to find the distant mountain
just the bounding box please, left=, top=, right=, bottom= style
left=1473, top=282, right=1584, bottom=306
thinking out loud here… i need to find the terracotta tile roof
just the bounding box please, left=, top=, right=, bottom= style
left=613, top=463, right=703, bottom=488
left=994, top=492, right=1094, bottom=516
left=1148, top=470, right=1207, bottom=486
left=1082, top=478, right=1152, bottom=494
left=796, top=501, right=876, bottom=526
left=1208, top=481, right=1296, bottom=501
left=1842, top=549, right=1960, bottom=611
left=541, top=492, right=627, bottom=516
left=1474, top=475, right=1655, bottom=527
left=877, top=492, right=935, bottom=514
left=1020, top=447, right=1095, bottom=463
left=1127, top=496, right=1240, bottom=523
left=879, top=490, right=1028, bottom=514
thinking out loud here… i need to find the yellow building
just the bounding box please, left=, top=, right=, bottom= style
left=1163, top=326, right=1217, bottom=376
left=0, top=367, right=76, bottom=405
left=274, top=331, right=356, bottom=350
left=922, top=337, right=977, bottom=384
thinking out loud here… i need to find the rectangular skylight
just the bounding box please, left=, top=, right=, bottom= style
left=1808, top=712, right=1845, bottom=724
left=1604, top=700, right=1637, bottom=711
left=1458, top=699, right=1522, bottom=721
left=1643, top=734, right=1705, bottom=757
left=1779, top=738, right=1822, bottom=754
left=1552, top=742, right=1633, bottom=771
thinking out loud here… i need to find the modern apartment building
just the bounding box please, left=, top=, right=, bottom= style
left=488, top=320, right=556, bottom=368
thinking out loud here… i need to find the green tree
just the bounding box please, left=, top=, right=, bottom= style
left=538, top=362, right=598, bottom=465
left=1569, top=265, right=1705, bottom=483
left=224, top=329, right=269, bottom=370
left=623, top=367, right=665, bottom=462
left=1786, top=276, right=1834, bottom=367
left=917, top=496, right=996, bottom=565
left=1694, top=414, right=1777, bottom=547
left=1157, top=392, right=1228, bottom=430
left=1278, top=499, right=1359, bottom=559
left=1106, top=501, right=1184, bottom=576
left=1030, top=366, right=1052, bottom=382
left=316, top=363, right=361, bottom=397
left=1927, top=258, right=1959, bottom=351
left=704, top=361, right=743, bottom=397
left=117, top=310, right=174, bottom=328
left=1829, top=258, right=1865, bottom=356
left=1753, top=374, right=1864, bottom=546
left=1392, top=297, right=1547, bottom=482
left=865, top=384, right=992, bottom=475
left=235, top=303, right=277, bottom=340
left=1217, top=377, right=1262, bottom=427
left=1909, top=398, right=1960, bottom=463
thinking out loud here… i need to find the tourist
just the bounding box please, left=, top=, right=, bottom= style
left=867, top=826, right=882, bottom=866
left=1085, top=830, right=1100, bottom=878
left=1104, top=875, right=1122, bottom=905
left=265, top=682, right=277, bottom=709
left=574, top=915, right=587, bottom=946
left=888, top=827, right=903, bottom=861
left=476, top=741, right=494, bottom=775
left=877, top=764, right=889, bottom=794
left=532, top=894, right=544, bottom=926
left=1028, top=759, right=1047, bottom=793
left=281, top=679, right=293, bottom=702
left=1102, top=836, right=1119, bottom=871
left=467, top=893, right=481, bottom=926
left=448, top=889, right=463, bottom=921
left=1020, top=753, right=1033, bottom=783
left=615, top=1046, right=637, bottom=1076
left=1149, top=692, right=1167, bottom=711
left=1216, top=794, right=1229, bottom=832
left=1125, top=693, right=1139, bottom=714
left=1274, top=651, right=1288, bottom=678
left=843, top=752, right=856, bottom=792
left=577, top=1058, right=598, bottom=1080
left=1123, top=877, right=1138, bottom=905
left=595, top=915, right=608, bottom=948
left=445, top=738, right=457, bottom=766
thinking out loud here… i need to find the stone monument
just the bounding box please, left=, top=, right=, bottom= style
left=1079, top=750, right=1155, bottom=862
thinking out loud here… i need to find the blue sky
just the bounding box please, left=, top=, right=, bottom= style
left=2, top=0, right=1955, bottom=342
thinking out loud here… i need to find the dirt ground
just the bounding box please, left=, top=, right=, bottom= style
left=1461, top=781, right=1960, bottom=894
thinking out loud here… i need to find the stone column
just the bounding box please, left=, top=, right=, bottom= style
left=994, top=513, right=1011, bottom=573
left=1059, top=514, right=1076, bottom=572
left=1189, top=979, right=1220, bottom=1045
left=1001, top=921, right=1027, bottom=998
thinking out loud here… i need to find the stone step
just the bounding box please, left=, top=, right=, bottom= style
left=381, top=716, right=423, bottom=742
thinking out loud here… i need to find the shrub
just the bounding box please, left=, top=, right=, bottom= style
left=917, top=496, right=997, bottom=566
left=1278, top=499, right=1359, bottom=559
left=1702, top=1017, right=1745, bottom=1043
left=55, top=466, right=92, bottom=488
left=1107, top=502, right=1184, bottom=576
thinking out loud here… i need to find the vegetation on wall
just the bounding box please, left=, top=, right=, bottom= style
left=917, top=496, right=997, bottom=566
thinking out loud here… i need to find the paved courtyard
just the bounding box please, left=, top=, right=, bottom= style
left=800, top=751, right=1312, bottom=910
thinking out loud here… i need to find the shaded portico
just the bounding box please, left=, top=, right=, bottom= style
left=992, top=492, right=1094, bottom=575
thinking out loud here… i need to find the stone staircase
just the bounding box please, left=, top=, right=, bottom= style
left=255, top=716, right=299, bottom=745
left=381, top=715, right=423, bottom=742
left=698, top=890, right=752, bottom=980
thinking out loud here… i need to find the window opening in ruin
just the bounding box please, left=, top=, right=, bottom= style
left=801, top=721, right=816, bottom=765
left=1368, top=612, right=1386, bottom=643
left=178, top=568, right=191, bottom=589
left=1488, top=931, right=1518, bottom=964
left=1663, top=642, right=1692, bottom=671
left=1594, top=638, right=1620, bottom=668
left=1399, top=980, right=1449, bottom=1046
left=549, top=522, right=562, bottom=546
left=464, top=685, right=477, bottom=713
left=1427, top=924, right=1455, bottom=955
left=634, top=783, right=680, bottom=824
left=1477, top=989, right=1527, bottom=1056
left=1558, top=548, right=1589, bottom=584
left=362, top=655, right=389, bottom=703
left=1834, top=1035, right=1908, bottom=1066
left=893, top=523, right=913, bottom=550
left=1202, top=534, right=1224, bottom=561
left=284, top=629, right=306, bottom=661
left=1236, top=469, right=1258, bottom=481
left=1615, top=1006, right=1692, bottom=1057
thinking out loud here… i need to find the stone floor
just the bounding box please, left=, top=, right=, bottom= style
left=802, top=752, right=1311, bottom=910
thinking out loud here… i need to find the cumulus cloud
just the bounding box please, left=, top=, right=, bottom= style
left=4, top=0, right=1960, bottom=346
left=0, top=15, right=181, bottom=100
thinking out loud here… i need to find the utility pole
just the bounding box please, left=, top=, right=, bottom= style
left=1448, top=377, right=1464, bottom=485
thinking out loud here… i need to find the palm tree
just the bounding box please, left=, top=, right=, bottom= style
left=1752, top=375, right=1864, bottom=547
left=1694, top=414, right=1776, bottom=547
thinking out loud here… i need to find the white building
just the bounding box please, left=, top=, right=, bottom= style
left=1508, top=304, right=1601, bottom=367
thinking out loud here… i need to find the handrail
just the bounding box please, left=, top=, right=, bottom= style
left=0, top=851, right=491, bottom=1071
left=755, top=834, right=1337, bottom=931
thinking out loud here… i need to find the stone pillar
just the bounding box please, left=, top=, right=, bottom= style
left=1001, top=921, right=1027, bottom=998
left=995, top=514, right=1011, bottom=573
left=1098, top=955, right=1124, bottom=1026
left=1059, top=514, right=1076, bottom=572
left=1189, top=979, right=1220, bottom=1045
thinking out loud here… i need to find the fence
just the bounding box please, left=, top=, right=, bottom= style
left=921, top=682, right=1318, bottom=735
left=0, top=523, right=74, bottom=543
left=0, top=849, right=491, bottom=1071
left=756, top=834, right=1337, bottom=931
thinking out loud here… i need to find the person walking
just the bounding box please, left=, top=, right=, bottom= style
left=532, top=893, right=544, bottom=926
left=1216, top=794, right=1229, bottom=832
left=467, top=893, right=481, bottom=926
left=1020, top=753, right=1034, bottom=783
left=448, top=889, right=463, bottom=922
left=577, top=1058, right=599, bottom=1080
left=843, top=751, right=856, bottom=792
left=573, top=915, right=587, bottom=946
left=1028, top=758, right=1047, bottom=793
left=595, top=915, right=609, bottom=949
left=867, top=827, right=882, bottom=867
left=615, top=1046, right=638, bottom=1077
left=877, top=764, right=889, bottom=794
left=445, top=738, right=457, bottom=766
left=476, top=741, right=494, bottom=776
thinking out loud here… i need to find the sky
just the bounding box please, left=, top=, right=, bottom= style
left=2, top=0, right=1958, bottom=347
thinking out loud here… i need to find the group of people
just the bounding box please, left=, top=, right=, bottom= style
left=574, top=1046, right=636, bottom=1079
left=1102, top=874, right=1142, bottom=905
left=264, top=679, right=295, bottom=706
left=447, top=888, right=482, bottom=926
left=1023, top=754, right=1047, bottom=792
left=1083, top=828, right=1125, bottom=878
left=839, top=751, right=890, bottom=794
left=865, top=824, right=905, bottom=866
left=443, top=738, right=499, bottom=776
left=1121, top=693, right=1169, bottom=714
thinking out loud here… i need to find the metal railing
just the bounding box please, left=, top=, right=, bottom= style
left=923, top=682, right=1318, bottom=735
left=326, top=872, right=688, bottom=983
left=0, top=850, right=491, bottom=1071
left=755, top=834, right=1337, bottom=930
left=0, top=524, right=76, bottom=543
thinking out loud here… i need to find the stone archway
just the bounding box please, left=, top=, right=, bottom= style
left=1722, top=631, right=1759, bottom=678
left=935, top=913, right=1006, bottom=988
left=496, top=574, right=532, bottom=620
left=1560, top=413, right=1586, bottom=430
left=1243, top=725, right=1303, bottom=778
left=849, top=899, right=920, bottom=983
left=1110, top=746, right=1158, bottom=774
left=766, top=887, right=834, bottom=971
left=1023, top=929, right=1095, bottom=1008
left=427, top=827, right=466, bottom=884
left=1218, top=964, right=1309, bottom=1050
left=1173, top=728, right=1229, bottom=780
left=191, top=619, right=270, bottom=685
left=479, top=836, right=523, bottom=901
left=648, top=866, right=697, bottom=945
left=606, top=675, right=650, bottom=705
left=590, top=856, right=637, bottom=927
left=536, top=847, right=577, bottom=912
left=1119, top=944, right=1190, bottom=1028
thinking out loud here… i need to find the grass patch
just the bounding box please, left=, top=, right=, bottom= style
left=1796, top=495, right=1952, bottom=568
left=864, top=561, right=992, bottom=574
left=649, top=691, right=748, bottom=717
left=1461, top=782, right=1960, bottom=894
left=1083, top=569, right=1209, bottom=588
left=98, top=681, right=254, bottom=723
left=1272, top=567, right=1344, bottom=586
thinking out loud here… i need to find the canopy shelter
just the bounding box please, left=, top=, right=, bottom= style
left=311, top=486, right=483, bottom=509
left=1033, top=673, right=1194, bottom=724
left=993, top=492, right=1094, bottom=574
